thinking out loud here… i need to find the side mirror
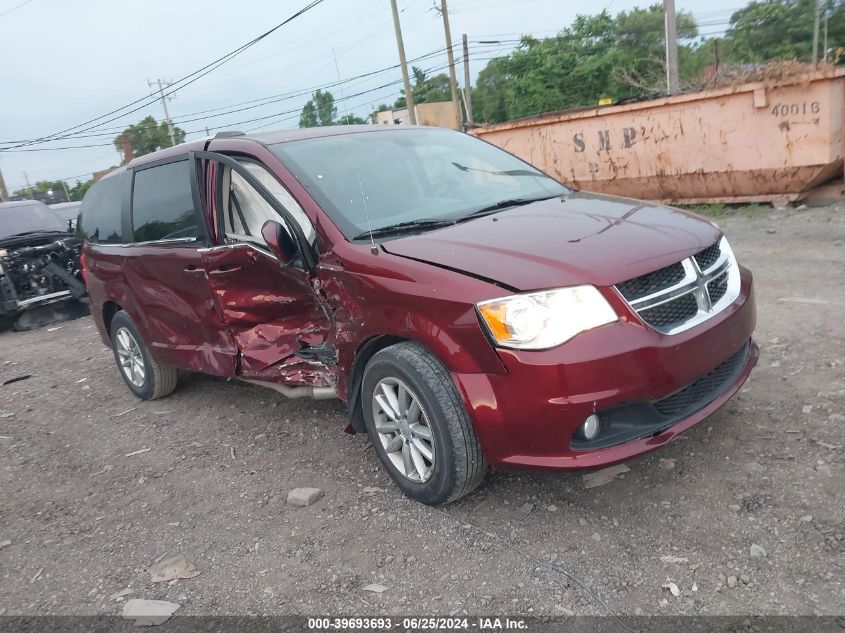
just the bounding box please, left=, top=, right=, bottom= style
left=260, top=220, right=297, bottom=264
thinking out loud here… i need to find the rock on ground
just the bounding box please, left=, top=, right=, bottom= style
left=287, top=487, right=323, bottom=507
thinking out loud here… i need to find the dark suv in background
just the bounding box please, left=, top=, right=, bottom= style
left=0, top=200, right=87, bottom=330
left=79, top=126, right=756, bottom=504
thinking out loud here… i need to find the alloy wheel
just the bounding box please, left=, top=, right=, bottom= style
left=371, top=377, right=435, bottom=482
left=115, top=327, right=146, bottom=388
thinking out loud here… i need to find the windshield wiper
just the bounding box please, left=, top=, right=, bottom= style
left=459, top=195, right=561, bottom=220
left=353, top=218, right=455, bottom=241
left=451, top=162, right=558, bottom=180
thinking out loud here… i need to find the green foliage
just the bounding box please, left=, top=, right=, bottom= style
left=299, top=101, right=318, bottom=127
left=116, top=116, right=185, bottom=158
left=337, top=114, right=366, bottom=125
left=721, top=0, right=845, bottom=62
left=299, top=89, right=337, bottom=127
left=472, top=5, right=703, bottom=124
left=299, top=89, right=369, bottom=127
left=14, top=180, right=64, bottom=196
left=468, top=0, right=845, bottom=125
left=393, top=67, right=453, bottom=109
left=70, top=179, right=94, bottom=202
left=12, top=178, right=95, bottom=202
left=412, top=67, right=452, bottom=104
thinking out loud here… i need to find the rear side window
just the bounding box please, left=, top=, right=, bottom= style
left=77, top=172, right=126, bottom=243
left=131, top=160, right=203, bottom=243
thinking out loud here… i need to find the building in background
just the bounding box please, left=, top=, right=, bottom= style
left=94, top=132, right=135, bottom=182
left=374, top=101, right=460, bottom=129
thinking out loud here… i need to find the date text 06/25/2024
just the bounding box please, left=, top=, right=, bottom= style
left=307, top=617, right=528, bottom=630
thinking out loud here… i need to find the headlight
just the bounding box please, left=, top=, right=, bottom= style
left=477, top=286, right=617, bottom=350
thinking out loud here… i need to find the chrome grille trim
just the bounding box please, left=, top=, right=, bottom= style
left=615, top=236, right=741, bottom=335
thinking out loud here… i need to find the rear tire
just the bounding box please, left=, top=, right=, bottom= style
left=110, top=311, right=177, bottom=400
left=362, top=342, right=486, bottom=505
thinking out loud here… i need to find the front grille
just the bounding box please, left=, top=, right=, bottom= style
left=616, top=262, right=685, bottom=301
left=694, top=242, right=722, bottom=270
left=639, top=293, right=698, bottom=329
left=654, top=342, right=749, bottom=416
left=708, top=271, right=728, bottom=304
left=614, top=237, right=737, bottom=334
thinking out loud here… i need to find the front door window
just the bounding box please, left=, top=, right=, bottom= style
left=223, top=161, right=315, bottom=247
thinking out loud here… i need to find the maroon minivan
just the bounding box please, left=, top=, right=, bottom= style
left=79, top=126, right=757, bottom=504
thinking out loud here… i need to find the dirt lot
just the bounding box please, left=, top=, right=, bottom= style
left=0, top=205, right=843, bottom=619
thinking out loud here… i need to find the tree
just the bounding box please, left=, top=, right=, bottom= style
left=612, top=5, right=700, bottom=91
left=337, top=114, right=366, bottom=125
left=721, top=0, right=845, bottom=63
left=473, top=57, right=512, bottom=124
left=69, top=179, right=94, bottom=201
left=393, top=67, right=453, bottom=110
left=116, top=116, right=185, bottom=158
left=299, top=89, right=337, bottom=127
left=11, top=180, right=68, bottom=199
left=468, top=4, right=703, bottom=124
left=411, top=66, right=452, bottom=104
left=299, top=101, right=318, bottom=127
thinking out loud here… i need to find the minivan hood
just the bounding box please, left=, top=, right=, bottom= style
left=380, top=192, right=722, bottom=291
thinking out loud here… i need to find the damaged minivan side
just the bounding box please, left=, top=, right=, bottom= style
left=80, top=126, right=757, bottom=505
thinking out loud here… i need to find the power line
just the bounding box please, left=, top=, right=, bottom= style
left=0, top=64, right=442, bottom=156
left=0, top=44, right=461, bottom=146
left=0, top=43, right=483, bottom=147
left=2, top=0, right=328, bottom=151
left=0, top=0, right=34, bottom=19
left=6, top=83, right=403, bottom=191
left=4, top=143, right=115, bottom=153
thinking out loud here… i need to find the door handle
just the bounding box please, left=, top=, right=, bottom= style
left=183, top=265, right=206, bottom=276
left=208, top=265, right=243, bottom=276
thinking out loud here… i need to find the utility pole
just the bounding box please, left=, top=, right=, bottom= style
left=23, top=171, right=33, bottom=199
left=60, top=180, right=71, bottom=203
left=823, top=10, right=829, bottom=62
left=390, top=0, right=417, bottom=124
left=439, top=0, right=462, bottom=128
left=462, top=34, right=473, bottom=128
left=148, top=79, right=177, bottom=145
left=663, top=0, right=680, bottom=93
left=812, top=0, right=822, bottom=66
left=0, top=165, right=8, bottom=202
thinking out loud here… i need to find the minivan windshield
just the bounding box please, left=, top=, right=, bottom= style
left=271, top=128, right=569, bottom=240
left=0, top=201, right=68, bottom=242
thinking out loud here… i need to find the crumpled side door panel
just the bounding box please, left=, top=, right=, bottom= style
left=198, top=243, right=333, bottom=386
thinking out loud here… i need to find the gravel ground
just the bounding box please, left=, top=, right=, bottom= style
left=0, top=205, right=843, bottom=618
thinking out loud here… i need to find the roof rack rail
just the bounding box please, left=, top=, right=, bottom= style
left=214, top=131, right=246, bottom=138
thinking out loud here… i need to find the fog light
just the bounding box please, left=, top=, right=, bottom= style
left=581, top=414, right=601, bottom=440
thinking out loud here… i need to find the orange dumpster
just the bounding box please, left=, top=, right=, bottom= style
left=472, top=67, right=845, bottom=205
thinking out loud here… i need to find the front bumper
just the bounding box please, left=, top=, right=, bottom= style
left=452, top=266, right=757, bottom=469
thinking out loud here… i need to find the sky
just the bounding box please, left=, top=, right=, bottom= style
left=0, top=0, right=745, bottom=193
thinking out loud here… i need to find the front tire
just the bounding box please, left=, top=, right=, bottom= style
left=362, top=342, right=486, bottom=505
left=110, top=311, right=177, bottom=400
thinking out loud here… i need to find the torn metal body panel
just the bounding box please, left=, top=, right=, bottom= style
left=199, top=243, right=333, bottom=386
left=314, top=244, right=508, bottom=412
left=240, top=379, right=337, bottom=399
